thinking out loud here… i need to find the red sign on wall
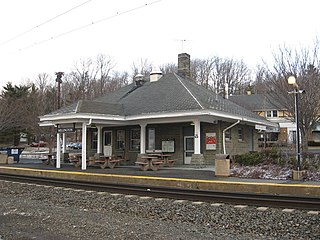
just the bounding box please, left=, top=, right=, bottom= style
left=206, top=133, right=217, bottom=150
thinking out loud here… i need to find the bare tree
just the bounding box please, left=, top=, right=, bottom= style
left=191, top=57, right=215, bottom=89
left=189, top=56, right=251, bottom=96
left=131, top=58, right=152, bottom=81
left=260, top=41, right=320, bottom=152
left=65, top=58, right=96, bottom=101
left=212, top=57, right=251, bottom=96
left=94, top=54, right=115, bottom=96
left=0, top=98, right=20, bottom=133
left=160, top=63, right=177, bottom=75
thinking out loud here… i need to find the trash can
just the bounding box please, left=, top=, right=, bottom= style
left=215, top=154, right=230, bottom=177
left=7, top=147, right=24, bottom=163
left=0, top=148, right=8, bottom=164
left=63, top=152, right=70, bottom=163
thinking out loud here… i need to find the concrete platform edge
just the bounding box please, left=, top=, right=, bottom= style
left=0, top=166, right=319, bottom=197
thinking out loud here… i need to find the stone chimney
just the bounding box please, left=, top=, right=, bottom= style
left=150, top=66, right=163, bottom=82
left=178, top=53, right=190, bottom=77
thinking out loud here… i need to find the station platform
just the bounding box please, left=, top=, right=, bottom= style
left=0, top=161, right=319, bottom=197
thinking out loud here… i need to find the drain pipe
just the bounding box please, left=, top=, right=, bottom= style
left=87, top=118, right=92, bottom=126
left=222, top=120, right=240, bottom=154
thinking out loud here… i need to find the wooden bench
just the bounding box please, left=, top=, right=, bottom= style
left=135, top=161, right=149, bottom=171
left=135, top=160, right=164, bottom=171
left=167, top=159, right=177, bottom=166
left=69, top=158, right=82, bottom=168
left=151, top=160, right=164, bottom=171
left=40, top=154, right=56, bottom=166
left=94, top=157, right=121, bottom=169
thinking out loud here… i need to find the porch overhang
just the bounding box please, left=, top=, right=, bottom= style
left=39, top=109, right=277, bottom=129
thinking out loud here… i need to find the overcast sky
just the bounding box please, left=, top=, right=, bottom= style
left=0, top=0, right=319, bottom=88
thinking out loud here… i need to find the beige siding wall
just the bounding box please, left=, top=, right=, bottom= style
left=218, top=122, right=259, bottom=156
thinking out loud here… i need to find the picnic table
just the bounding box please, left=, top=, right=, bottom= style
left=69, top=154, right=122, bottom=169
left=145, top=153, right=176, bottom=166
left=135, top=155, right=164, bottom=171
left=159, top=154, right=176, bottom=166
left=69, top=153, right=83, bottom=167
left=40, top=154, right=56, bottom=166
left=93, top=155, right=122, bottom=169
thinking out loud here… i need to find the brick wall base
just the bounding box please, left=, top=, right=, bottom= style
left=190, top=154, right=205, bottom=167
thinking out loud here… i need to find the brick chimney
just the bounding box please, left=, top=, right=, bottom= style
left=178, top=53, right=190, bottom=77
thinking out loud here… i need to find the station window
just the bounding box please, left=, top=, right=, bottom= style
left=130, top=128, right=140, bottom=151
left=148, top=128, right=155, bottom=150
left=272, top=110, right=278, bottom=117
left=116, top=130, right=125, bottom=150
left=225, top=129, right=231, bottom=141
left=266, top=110, right=278, bottom=118
left=238, top=127, right=244, bottom=141
left=91, top=130, right=98, bottom=149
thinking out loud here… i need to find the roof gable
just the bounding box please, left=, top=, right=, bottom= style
left=229, top=94, right=286, bottom=111
left=42, top=72, right=272, bottom=125
left=177, top=75, right=267, bottom=120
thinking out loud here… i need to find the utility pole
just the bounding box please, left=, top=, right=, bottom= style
left=55, top=72, right=64, bottom=109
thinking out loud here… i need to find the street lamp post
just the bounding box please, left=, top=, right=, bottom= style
left=288, top=76, right=304, bottom=172
left=55, top=72, right=64, bottom=109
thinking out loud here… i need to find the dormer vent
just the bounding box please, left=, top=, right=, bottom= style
left=134, top=73, right=144, bottom=86
left=150, top=66, right=162, bottom=82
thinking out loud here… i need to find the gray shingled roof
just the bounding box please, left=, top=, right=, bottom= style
left=228, top=94, right=286, bottom=111
left=43, top=73, right=270, bottom=124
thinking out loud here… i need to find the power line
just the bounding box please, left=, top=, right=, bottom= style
left=16, top=0, right=162, bottom=53
left=0, top=0, right=93, bottom=47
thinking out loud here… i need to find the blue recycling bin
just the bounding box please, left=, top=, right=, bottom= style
left=0, top=147, right=7, bottom=155
left=6, top=147, right=24, bottom=163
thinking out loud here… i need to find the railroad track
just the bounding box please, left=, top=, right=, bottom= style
left=0, top=172, right=319, bottom=210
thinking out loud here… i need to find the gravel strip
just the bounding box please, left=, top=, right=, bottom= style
left=0, top=180, right=319, bottom=240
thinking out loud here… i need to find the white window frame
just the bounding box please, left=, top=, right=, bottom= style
left=116, top=130, right=125, bottom=150
left=225, top=129, right=231, bottom=141
left=130, top=128, right=140, bottom=151
left=148, top=128, right=155, bottom=150
left=238, top=127, right=244, bottom=141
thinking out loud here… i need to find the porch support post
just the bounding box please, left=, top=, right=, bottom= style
left=140, top=123, right=147, bottom=154
left=62, top=133, right=66, bottom=153
left=81, top=122, right=87, bottom=170
left=56, top=133, right=61, bottom=168
left=194, top=119, right=201, bottom=154
left=97, top=126, right=102, bottom=154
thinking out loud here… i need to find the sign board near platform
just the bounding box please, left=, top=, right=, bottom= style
left=206, top=132, right=217, bottom=150
left=56, top=123, right=76, bottom=133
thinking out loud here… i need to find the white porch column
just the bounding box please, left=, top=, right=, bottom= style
left=194, top=119, right=201, bottom=154
left=97, top=126, right=102, bottom=154
left=140, top=123, right=146, bottom=154
left=81, top=122, right=87, bottom=170
left=62, top=133, right=66, bottom=153
left=56, top=133, right=61, bottom=168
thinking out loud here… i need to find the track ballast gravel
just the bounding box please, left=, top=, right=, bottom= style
left=0, top=180, right=319, bottom=240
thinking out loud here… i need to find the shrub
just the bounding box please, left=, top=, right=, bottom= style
left=308, top=141, right=320, bottom=146
left=234, top=151, right=264, bottom=166
left=302, top=153, right=320, bottom=170
left=234, top=148, right=283, bottom=166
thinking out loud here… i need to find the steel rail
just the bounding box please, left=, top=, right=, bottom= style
left=0, top=173, right=319, bottom=210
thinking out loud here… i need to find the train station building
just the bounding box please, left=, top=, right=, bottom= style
left=39, top=53, right=278, bottom=170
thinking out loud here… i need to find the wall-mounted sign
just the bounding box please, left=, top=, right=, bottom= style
left=206, top=132, right=216, bottom=150
left=161, top=140, right=175, bottom=153
left=57, top=124, right=75, bottom=133
left=255, top=124, right=267, bottom=131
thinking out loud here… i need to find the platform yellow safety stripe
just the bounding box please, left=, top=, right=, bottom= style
left=0, top=166, right=319, bottom=189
